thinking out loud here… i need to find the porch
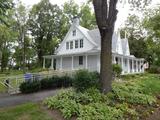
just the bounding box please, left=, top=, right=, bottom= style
left=43, top=53, right=145, bottom=75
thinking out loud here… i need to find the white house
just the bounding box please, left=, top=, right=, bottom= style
left=43, top=18, right=145, bottom=74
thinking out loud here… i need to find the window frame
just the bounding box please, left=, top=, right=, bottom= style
left=73, top=30, right=76, bottom=36
left=80, top=39, right=83, bottom=48
left=75, top=40, right=78, bottom=49
left=70, top=41, right=73, bottom=49
left=66, top=42, right=69, bottom=50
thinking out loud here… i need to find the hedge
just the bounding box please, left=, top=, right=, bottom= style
left=20, top=75, right=73, bottom=94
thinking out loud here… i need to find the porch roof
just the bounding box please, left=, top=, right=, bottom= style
left=43, top=50, right=144, bottom=61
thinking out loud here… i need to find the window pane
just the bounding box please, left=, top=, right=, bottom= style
left=70, top=41, right=73, bottom=49
left=75, top=40, right=78, bottom=48
left=80, top=39, right=83, bottom=48
left=79, top=56, right=83, bottom=65
left=66, top=42, right=69, bottom=50
left=73, top=30, right=76, bottom=36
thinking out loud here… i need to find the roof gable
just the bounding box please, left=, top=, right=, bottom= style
left=56, top=25, right=97, bottom=55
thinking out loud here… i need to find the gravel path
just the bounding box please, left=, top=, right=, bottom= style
left=0, top=89, right=60, bottom=108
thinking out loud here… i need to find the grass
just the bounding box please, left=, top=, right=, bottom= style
left=0, top=103, right=53, bottom=120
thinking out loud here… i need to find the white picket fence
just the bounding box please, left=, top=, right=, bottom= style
left=0, top=70, right=74, bottom=94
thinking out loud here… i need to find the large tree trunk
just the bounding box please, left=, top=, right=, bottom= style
left=100, top=28, right=113, bottom=93
left=93, top=0, right=118, bottom=93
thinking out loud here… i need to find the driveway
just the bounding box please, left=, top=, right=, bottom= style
left=0, top=89, right=60, bottom=108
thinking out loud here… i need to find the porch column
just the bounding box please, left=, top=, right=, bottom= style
left=71, top=56, right=74, bottom=70
left=121, top=56, right=124, bottom=74
left=43, top=57, right=45, bottom=69
left=136, top=60, right=138, bottom=73
left=113, top=55, right=116, bottom=64
left=60, top=56, right=63, bottom=70
left=85, top=55, right=88, bottom=69
left=132, top=59, right=134, bottom=73
left=51, top=58, right=54, bottom=69
left=138, top=60, right=141, bottom=72
left=142, top=60, right=144, bottom=73
left=127, top=58, right=130, bottom=73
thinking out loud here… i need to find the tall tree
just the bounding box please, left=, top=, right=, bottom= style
left=0, top=24, right=15, bottom=71
left=80, top=3, right=96, bottom=29
left=121, top=14, right=147, bottom=58
left=14, top=1, right=28, bottom=72
left=92, top=0, right=151, bottom=93
left=143, top=7, right=160, bottom=66
left=28, top=0, right=62, bottom=66
left=0, top=0, right=13, bottom=24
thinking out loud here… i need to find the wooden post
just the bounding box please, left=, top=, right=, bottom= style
left=51, top=58, right=54, bottom=69
left=60, top=56, right=63, bottom=70
left=72, top=56, right=74, bottom=70
left=127, top=58, right=130, bottom=73
left=132, top=59, right=134, bottom=73
left=85, top=55, right=88, bottom=69
left=43, top=57, right=45, bottom=69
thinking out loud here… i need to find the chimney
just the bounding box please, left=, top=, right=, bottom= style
left=72, top=16, right=80, bottom=26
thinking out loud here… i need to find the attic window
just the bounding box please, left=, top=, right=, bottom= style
left=80, top=39, right=83, bottom=48
left=73, top=30, right=76, bottom=36
left=66, top=42, right=69, bottom=50
left=70, top=41, right=73, bottom=49
left=75, top=40, right=78, bottom=48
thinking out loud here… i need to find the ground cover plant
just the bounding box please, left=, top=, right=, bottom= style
left=44, top=72, right=160, bottom=120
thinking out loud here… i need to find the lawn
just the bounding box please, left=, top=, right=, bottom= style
left=0, top=103, right=53, bottom=120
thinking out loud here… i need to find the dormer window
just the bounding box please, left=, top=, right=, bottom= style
left=73, top=30, right=76, bottom=36
left=75, top=40, right=78, bottom=48
left=70, top=41, right=73, bottom=49
left=66, top=42, right=69, bottom=50
left=80, top=39, right=83, bottom=48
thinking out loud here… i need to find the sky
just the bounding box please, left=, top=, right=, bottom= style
left=15, top=0, right=160, bottom=30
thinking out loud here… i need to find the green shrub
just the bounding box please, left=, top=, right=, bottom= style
left=73, top=69, right=99, bottom=92
left=111, top=83, right=156, bottom=105
left=20, top=81, right=41, bottom=93
left=77, top=103, right=123, bottom=120
left=112, top=64, right=122, bottom=77
left=20, top=75, right=72, bottom=93
left=148, top=65, right=160, bottom=74
left=40, top=75, right=72, bottom=90
left=44, top=91, right=79, bottom=119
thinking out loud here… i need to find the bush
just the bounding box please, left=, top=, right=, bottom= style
left=148, top=65, right=160, bottom=74
left=73, top=69, right=99, bottom=92
left=111, top=83, right=156, bottom=105
left=20, top=75, right=73, bottom=93
left=44, top=89, right=137, bottom=120
left=112, top=64, right=122, bottom=77
left=20, top=81, right=41, bottom=93
left=40, top=75, right=72, bottom=90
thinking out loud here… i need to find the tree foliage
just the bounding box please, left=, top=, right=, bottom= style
left=28, top=0, right=62, bottom=66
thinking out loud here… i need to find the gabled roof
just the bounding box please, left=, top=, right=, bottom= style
left=56, top=21, right=130, bottom=56
left=87, top=28, right=125, bottom=54
left=121, top=38, right=130, bottom=56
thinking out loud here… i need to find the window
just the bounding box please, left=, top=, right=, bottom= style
left=70, top=41, right=73, bottom=49
left=73, top=30, right=76, bottom=36
left=79, top=56, right=83, bottom=65
left=80, top=39, right=83, bottom=48
left=75, top=40, right=78, bottom=48
left=66, top=42, right=69, bottom=50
